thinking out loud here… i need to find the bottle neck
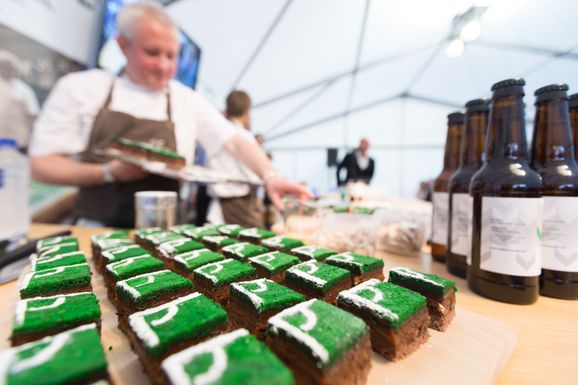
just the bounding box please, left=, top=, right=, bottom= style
left=484, top=95, right=528, bottom=162
left=460, top=111, right=488, bottom=167
left=443, top=122, right=463, bottom=171
left=531, top=98, right=574, bottom=166
left=570, top=107, right=578, bottom=153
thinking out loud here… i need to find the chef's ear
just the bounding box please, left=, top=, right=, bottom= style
left=117, top=34, right=129, bottom=55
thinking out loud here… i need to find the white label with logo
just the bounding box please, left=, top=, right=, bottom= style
left=541, top=196, right=578, bottom=272
left=480, top=197, right=542, bottom=277
left=432, top=192, right=449, bottom=245
left=450, top=193, right=473, bottom=258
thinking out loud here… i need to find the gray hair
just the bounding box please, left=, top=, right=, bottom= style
left=0, top=50, right=22, bottom=76
left=117, top=1, right=178, bottom=41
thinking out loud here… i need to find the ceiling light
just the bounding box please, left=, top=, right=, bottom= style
left=459, top=20, right=482, bottom=43
left=445, top=39, right=465, bottom=59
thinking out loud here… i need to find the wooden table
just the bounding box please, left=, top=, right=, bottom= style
left=1, top=224, right=576, bottom=385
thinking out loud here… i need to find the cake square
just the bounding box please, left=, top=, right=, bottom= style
left=221, top=242, right=269, bottom=261
left=115, top=270, right=194, bottom=325
left=90, top=230, right=130, bottom=266
left=20, top=263, right=92, bottom=299
left=103, top=255, right=165, bottom=304
left=126, top=293, right=229, bottom=384
left=192, top=259, right=257, bottom=303
left=36, top=236, right=78, bottom=253
left=228, top=279, right=305, bottom=337
left=169, top=224, right=197, bottom=235
left=336, top=279, right=430, bottom=360
left=267, top=299, right=371, bottom=385
left=143, top=232, right=186, bottom=251
left=99, top=244, right=150, bottom=273
left=290, top=245, right=337, bottom=261
left=92, top=238, right=134, bottom=270
left=283, top=261, right=351, bottom=304
left=11, top=292, right=101, bottom=346
left=325, top=252, right=385, bottom=285
left=37, top=243, right=78, bottom=259
left=183, top=225, right=220, bottom=241
left=217, top=224, right=246, bottom=238
left=388, top=267, right=457, bottom=331
left=161, top=328, right=294, bottom=385
left=172, top=249, right=226, bottom=277
left=248, top=252, right=301, bottom=283
left=158, top=238, right=205, bottom=260
left=0, top=324, right=110, bottom=385
left=201, top=235, right=240, bottom=252
left=31, top=251, right=87, bottom=272
left=261, top=236, right=304, bottom=252
left=238, top=227, right=275, bottom=242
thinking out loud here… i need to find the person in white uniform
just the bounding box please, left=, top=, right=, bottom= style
left=29, top=1, right=311, bottom=228
left=208, top=90, right=264, bottom=227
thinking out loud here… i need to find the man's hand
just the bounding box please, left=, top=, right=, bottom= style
left=265, top=175, right=313, bottom=210
left=108, top=159, right=148, bottom=183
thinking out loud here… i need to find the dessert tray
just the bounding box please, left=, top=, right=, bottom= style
left=95, top=148, right=261, bottom=185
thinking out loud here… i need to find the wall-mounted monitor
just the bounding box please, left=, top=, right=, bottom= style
left=98, top=0, right=201, bottom=89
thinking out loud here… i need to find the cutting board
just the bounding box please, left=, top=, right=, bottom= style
left=0, top=259, right=516, bottom=385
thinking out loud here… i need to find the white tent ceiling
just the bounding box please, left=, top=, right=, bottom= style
left=167, top=0, right=578, bottom=196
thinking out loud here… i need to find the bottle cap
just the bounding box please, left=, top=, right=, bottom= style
left=534, top=83, right=569, bottom=104
left=570, top=93, right=578, bottom=109
left=447, top=112, right=465, bottom=125
left=491, top=78, right=525, bottom=91
left=465, top=98, right=490, bottom=113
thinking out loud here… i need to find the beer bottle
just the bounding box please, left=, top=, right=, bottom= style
left=530, top=84, right=578, bottom=300
left=570, top=93, right=578, bottom=161
left=447, top=99, right=490, bottom=278
left=431, top=112, right=464, bottom=263
left=468, top=79, right=543, bottom=304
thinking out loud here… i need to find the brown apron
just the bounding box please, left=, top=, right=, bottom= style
left=74, top=77, right=180, bottom=228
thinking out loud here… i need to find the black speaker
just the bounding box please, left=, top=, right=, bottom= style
left=327, top=148, right=338, bottom=167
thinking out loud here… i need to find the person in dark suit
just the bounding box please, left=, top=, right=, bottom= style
left=336, top=138, right=375, bottom=186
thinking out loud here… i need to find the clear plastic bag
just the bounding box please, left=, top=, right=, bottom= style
left=316, top=211, right=377, bottom=256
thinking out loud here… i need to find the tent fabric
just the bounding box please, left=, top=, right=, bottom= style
left=168, top=0, right=578, bottom=196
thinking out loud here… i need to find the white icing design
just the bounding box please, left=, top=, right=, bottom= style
left=159, top=238, right=190, bottom=255
left=105, top=255, right=150, bottom=273
left=249, top=252, right=277, bottom=269
left=231, top=279, right=272, bottom=309
left=219, top=224, right=241, bottom=235
left=196, top=259, right=234, bottom=283
left=129, top=293, right=201, bottom=348
left=330, top=252, right=356, bottom=263
left=222, top=243, right=250, bottom=258
left=263, top=236, right=285, bottom=248
left=292, top=246, right=321, bottom=259
left=337, top=279, right=399, bottom=321
left=162, top=329, right=249, bottom=385
left=102, top=244, right=140, bottom=261
left=20, top=263, right=88, bottom=290
left=203, top=236, right=227, bottom=244
left=390, top=267, right=444, bottom=289
left=287, top=261, right=327, bottom=287
left=35, top=251, right=85, bottom=266
left=174, top=249, right=212, bottom=265
left=38, top=243, right=77, bottom=258
left=268, top=300, right=329, bottom=364
left=15, top=292, right=93, bottom=325
left=117, top=270, right=169, bottom=299
left=240, top=228, right=262, bottom=238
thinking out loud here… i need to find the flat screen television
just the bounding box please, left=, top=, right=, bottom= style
left=98, top=0, right=201, bottom=89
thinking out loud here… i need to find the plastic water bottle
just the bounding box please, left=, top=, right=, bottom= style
left=0, top=138, right=30, bottom=241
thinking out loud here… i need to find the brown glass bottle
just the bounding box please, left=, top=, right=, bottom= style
left=468, top=79, right=543, bottom=305
left=530, top=84, right=578, bottom=300
left=431, top=112, right=464, bottom=263
left=570, top=93, right=578, bottom=161
left=447, top=99, right=490, bottom=278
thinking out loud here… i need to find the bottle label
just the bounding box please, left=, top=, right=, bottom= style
left=432, top=192, right=449, bottom=245
left=451, top=193, right=472, bottom=259
left=480, top=197, right=542, bottom=277
left=541, top=196, right=578, bottom=272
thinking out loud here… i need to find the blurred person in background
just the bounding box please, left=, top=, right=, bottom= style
left=336, top=137, right=375, bottom=186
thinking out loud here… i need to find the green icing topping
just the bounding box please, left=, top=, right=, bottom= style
left=102, top=245, right=151, bottom=263
left=239, top=228, right=275, bottom=240
left=147, top=145, right=183, bottom=159
left=174, top=249, right=226, bottom=272
left=249, top=252, right=300, bottom=274
left=325, top=252, right=384, bottom=275
left=90, top=230, right=130, bottom=243
left=33, top=252, right=87, bottom=272
left=262, top=236, right=304, bottom=251
left=95, top=238, right=134, bottom=252
left=352, top=207, right=375, bottom=215
left=159, top=238, right=205, bottom=258
left=230, top=279, right=305, bottom=313
left=116, top=270, right=193, bottom=304
left=144, top=232, right=185, bottom=247
left=2, top=324, right=107, bottom=385
left=162, top=329, right=294, bottom=385
left=169, top=224, right=197, bottom=235
left=202, top=235, right=239, bottom=248
left=285, top=261, right=350, bottom=293
left=184, top=226, right=220, bottom=240
left=128, top=293, right=227, bottom=357
left=37, top=244, right=78, bottom=259
left=332, top=205, right=349, bottom=213
left=388, top=267, right=457, bottom=297
left=268, top=299, right=367, bottom=369
left=217, top=224, right=246, bottom=237
left=135, top=227, right=164, bottom=238
left=20, top=264, right=92, bottom=298
left=337, top=279, right=426, bottom=329
left=193, top=259, right=256, bottom=287
left=106, top=255, right=164, bottom=281
left=290, top=246, right=336, bottom=261
left=12, top=293, right=101, bottom=336
left=222, top=242, right=268, bottom=261
left=36, top=236, right=78, bottom=253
